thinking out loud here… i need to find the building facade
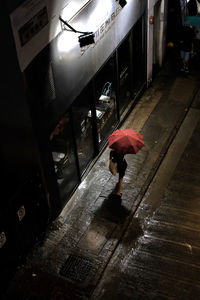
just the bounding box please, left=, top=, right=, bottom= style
left=1, top=0, right=168, bottom=276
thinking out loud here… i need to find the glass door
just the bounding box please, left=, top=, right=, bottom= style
left=72, top=85, right=95, bottom=176
left=132, top=16, right=146, bottom=92
left=94, top=55, right=118, bottom=148
left=49, top=112, right=79, bottom=205
left=117, top=35, right=132, bottom=115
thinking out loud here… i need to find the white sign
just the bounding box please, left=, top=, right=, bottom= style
left=9, top=0, right=93, bottom=72
left=10, top=0, right=50, bottom=71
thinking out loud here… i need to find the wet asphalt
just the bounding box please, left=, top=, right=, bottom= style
left=2, top=53, right=200, bottom=299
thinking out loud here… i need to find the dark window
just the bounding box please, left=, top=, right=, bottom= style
left=72, top=85, right=95, bottom=175
left=117, top=35, right=132, bottom=115
left=132, top=16, right=146, bottom=91
left=94, top=55, right=118, bottom=148
left=49, top=113, right=79, bottom=205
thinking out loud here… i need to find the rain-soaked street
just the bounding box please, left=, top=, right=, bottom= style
left=2, top=54, right=200, bottom=299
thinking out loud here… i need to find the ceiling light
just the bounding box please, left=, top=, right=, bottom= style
left=59, top=16, right=95, bottom=48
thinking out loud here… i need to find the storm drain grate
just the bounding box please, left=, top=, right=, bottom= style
left=59, top=254, right=93, bottom=282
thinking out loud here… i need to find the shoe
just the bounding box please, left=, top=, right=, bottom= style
left=112, top=194, right=122, bottom=205
left=115, top=194, right=122, bottom=199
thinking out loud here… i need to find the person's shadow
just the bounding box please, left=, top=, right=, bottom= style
left=94, top=192, right=130, bottom=224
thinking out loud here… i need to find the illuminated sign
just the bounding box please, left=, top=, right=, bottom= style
left=81, top=6, right=122, bottom=54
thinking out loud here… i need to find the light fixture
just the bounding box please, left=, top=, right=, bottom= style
left=78, top=33, right=95, bottom=47
left=118, top=0, right=127, bottom=8
left=59, top=16, right=95, bottom=48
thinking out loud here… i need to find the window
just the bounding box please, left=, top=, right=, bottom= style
left=94, top=55, right=118, bottom=148
left=117, top=35, right=132, bottom=115
left=50, top=113, right=79, bottom=204
left=72, top=85, right=95, bottom=175
left=132, top=16, right=146, bottom=91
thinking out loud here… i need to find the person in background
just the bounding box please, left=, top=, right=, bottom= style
left=110, top=150, right=127, bottom=199
left=179, top=24, right=195, bottom=73
left=187, top=0, right=198, bottom=16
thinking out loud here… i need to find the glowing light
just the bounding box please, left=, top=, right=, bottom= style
left=57, top=0, right=113, bottom=54
left=88, top=0, right=113, bottom=31
left=61, top=2, right=80, bottom=21
left=57, top=30, right=78, bottom=53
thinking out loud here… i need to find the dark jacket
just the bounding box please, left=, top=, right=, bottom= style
left=179, top=25, right=195, bottom=52
left=110, top=150, right=127, bottom=178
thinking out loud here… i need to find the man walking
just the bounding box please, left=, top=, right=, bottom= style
left=179, top=25, right=195, bottom=73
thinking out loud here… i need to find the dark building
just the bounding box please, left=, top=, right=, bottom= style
left=1, top=0, right=169, bottom=291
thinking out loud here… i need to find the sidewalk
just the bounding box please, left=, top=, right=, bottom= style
left=3, top=56, right=200, bottom=299
left=92, top=78, right=200, bottom=298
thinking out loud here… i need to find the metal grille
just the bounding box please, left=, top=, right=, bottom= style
left=44, top=62, right=56, bottom=107
left=48, top=62, right=56, bottom=101
left=59, top=255, right=92, bottom=282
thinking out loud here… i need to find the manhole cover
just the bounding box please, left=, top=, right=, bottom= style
left=59, top=255, right=92, bottom=282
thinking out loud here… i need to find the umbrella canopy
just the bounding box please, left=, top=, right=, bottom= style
left=108, top=129, right=144, bottom=155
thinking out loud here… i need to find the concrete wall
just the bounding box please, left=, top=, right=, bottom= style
left=1, top=4, right=41, bottom=195
left=147, top=0, right=168, bottom=85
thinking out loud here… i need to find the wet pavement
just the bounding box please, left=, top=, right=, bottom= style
left=2, top=54, right=200, bottom=299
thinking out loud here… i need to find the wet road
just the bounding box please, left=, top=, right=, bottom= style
left=92, top=93, right=200, bottom=299
left=2, top=57, right=200, bottom=299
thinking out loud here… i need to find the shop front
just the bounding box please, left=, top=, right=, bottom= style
left=25, top=0, right=147, bottom=212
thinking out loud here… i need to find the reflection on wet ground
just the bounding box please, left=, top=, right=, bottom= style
left=94, top=193, right=130, bottom=224
left=2, top=56, right=200, bottom=299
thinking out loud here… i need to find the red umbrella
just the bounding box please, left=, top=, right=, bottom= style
left=108, top=129, right=144, bottom=155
